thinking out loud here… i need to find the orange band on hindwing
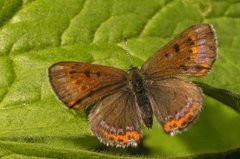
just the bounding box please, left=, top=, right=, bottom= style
left=164, top=101, right=200, bottom=135
left=97, top=127, right=141, bottom=147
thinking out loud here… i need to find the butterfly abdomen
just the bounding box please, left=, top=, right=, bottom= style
left=129, top=67, right=153, bottom=129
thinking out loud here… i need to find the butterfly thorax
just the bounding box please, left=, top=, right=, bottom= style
left=129, top=66, right=153, bottom=128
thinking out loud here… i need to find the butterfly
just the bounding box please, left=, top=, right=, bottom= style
left=48, top=24, right=217, bottom=148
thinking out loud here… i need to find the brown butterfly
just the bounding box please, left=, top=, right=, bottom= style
left=48, top=24, right=217, bottom=148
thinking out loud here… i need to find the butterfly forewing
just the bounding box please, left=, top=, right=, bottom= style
left=146, top=78, right=203, bottom=135
left=49, top=62, right=128, bottom=110
left=89, top=87, right=142, bottom=148
left=142, top=24, right=217, bottom=79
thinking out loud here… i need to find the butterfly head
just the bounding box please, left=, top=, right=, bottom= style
left=128, top=66, right=144, bottom=81
left=128, top=65, right=139, bottom=73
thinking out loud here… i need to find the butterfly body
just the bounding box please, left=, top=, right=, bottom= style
left=49, top=24, right=217, bottom=148
left=129, top=66, right=153, bottom=129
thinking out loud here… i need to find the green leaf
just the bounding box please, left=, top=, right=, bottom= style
left=0, top=0, right=239, bottom=158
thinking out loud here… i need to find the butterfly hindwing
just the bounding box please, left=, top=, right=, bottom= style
left=49, top=62, right=128, bottom=110
left=89, top=87, right=142, bottom=147
left=146, top=78, right=203, bottom=135
left=141, top=24, right=217, bottom=79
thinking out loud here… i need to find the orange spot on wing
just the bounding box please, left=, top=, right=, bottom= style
left=98, top=128, right=140, bottom=144
left=131, top=131, right=140, bottom=141
left=195, top=63, right=210, bottom=76
left=73, top=104, right=81, bottom=109
left=69, top=101, right=75, bottom=106
left=195, top=68, right=208, bottom=76
left=189, top=34, right=197, bottom=41
left=200, top=63, right=209, bottom=68
left=191, top=47, right=198, bottom=54
left=164, top=102, right=199, bottom=134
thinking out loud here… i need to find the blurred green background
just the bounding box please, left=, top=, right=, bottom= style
left=0, top=0, right=239, bottom=158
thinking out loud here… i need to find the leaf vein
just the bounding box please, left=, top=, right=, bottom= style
left=60, top=0, right=87, bottom=46
left=139, top=1, right=175, bottom=36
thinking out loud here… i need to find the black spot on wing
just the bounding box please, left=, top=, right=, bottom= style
left=187, top=38, right=194, bottom=45
left=96, top=72, right=101, bottom=77
left=173, top=44, right=180, bottom=53
left=69, top=70, right=76, bottom=74
left=165, top=53, right=169, bottom=58
left=84, top=70, right=90, bottom=78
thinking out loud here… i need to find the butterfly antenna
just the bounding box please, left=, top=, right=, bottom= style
left=123, top=38, right=133, bottom=67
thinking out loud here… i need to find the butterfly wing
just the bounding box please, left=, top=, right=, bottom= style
left=48, top=62, right=128, bottom=110
left=89, top=87, right=142, bottom=148
left=146, top=78, right=203, bottom=135
left=141, top=24, right=217, bottom=79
